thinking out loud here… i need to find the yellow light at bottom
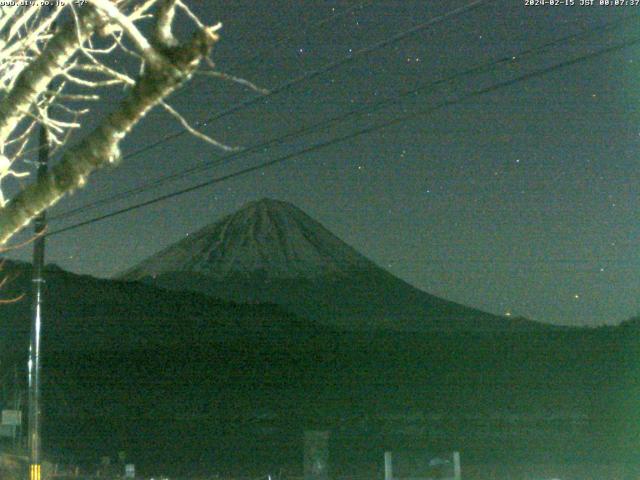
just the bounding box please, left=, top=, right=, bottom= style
left=30, top=464, right=41, bottom=480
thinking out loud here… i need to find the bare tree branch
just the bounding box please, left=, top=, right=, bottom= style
left=154, top=0, right=178, bottom=48
left=0, top=21, right=222, bottom=244
left=196, top=69, right=269, bottom=95
left=0, top=6, right=102, bottom=146
left=160, top=100, right=236, bottom=151
left=88, top=0, right=165, bottom=67
left=0, top=1, right=244, bottom=246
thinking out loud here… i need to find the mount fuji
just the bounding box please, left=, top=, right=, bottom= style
left=119, top=198, right=545, bottom=331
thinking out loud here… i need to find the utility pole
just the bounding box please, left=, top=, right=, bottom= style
left=28, top=121, right=49, bottom=480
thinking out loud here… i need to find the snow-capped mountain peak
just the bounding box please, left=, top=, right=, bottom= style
left=120, top=198, right=374, bottom=281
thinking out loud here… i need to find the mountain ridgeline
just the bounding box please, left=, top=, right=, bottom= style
left=0, top=259, right=637, bottom=476
left=0, top=199, right=637, bottom=476
left=119, top=198, right=545, bottom=332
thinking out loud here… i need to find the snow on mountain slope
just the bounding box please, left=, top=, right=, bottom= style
left=120, top=198, right=547, bottom=331
left=121, top=198, right=374, bottom=281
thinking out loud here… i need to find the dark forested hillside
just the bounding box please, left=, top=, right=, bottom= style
left=0, top=260, right=637, bottom=476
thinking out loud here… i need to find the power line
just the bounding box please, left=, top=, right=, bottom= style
left=50, top=14, right=638, bottom=222
left=7, top=2, right=373, bottom=165
left=47, top=35, right=640, bottom=237
left=53, top=57, right=510, bottom=220
left=111, top=0, right=495, bottom=162
left=168, top=1, right=371, bottom=102
left=11, top=0, right=467, bottom=167
left=49, top=36, right=640, bottom=234
left=234, top=1, right=369, bottom=67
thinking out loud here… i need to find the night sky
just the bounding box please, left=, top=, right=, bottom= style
left=6, top=0, right=640, bottom=327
